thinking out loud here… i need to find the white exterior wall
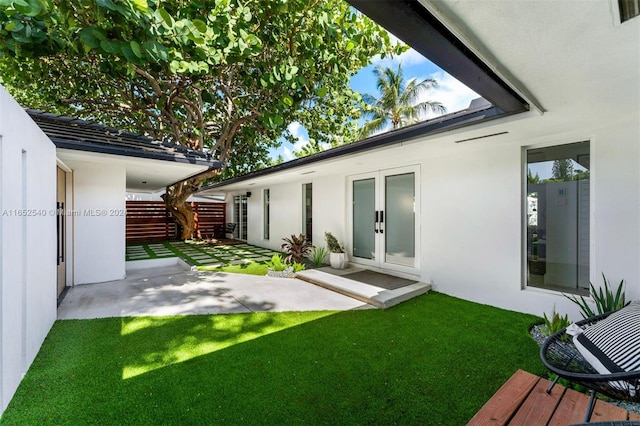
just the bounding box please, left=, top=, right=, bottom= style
left=226, top=115, right=639, bottom=321
left=0, top=86, right=57, bottom=415
left=312, top=175, right=348, bottom=247
left=72, top=162, right=126, bottom=284
left=424, top=121, right=639, bottom=319
left=235, top=175, right=349, bottom=251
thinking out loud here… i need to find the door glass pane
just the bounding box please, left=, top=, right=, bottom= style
left=385, top=173, right=415, bottom=267
left=526, top=142, right=590, bottom=294
left=353, top=178, right=375, bottom=260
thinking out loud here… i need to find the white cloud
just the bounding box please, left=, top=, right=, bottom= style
left=282, top=146, right=294, bottom=161
left=287, top=121, right=310, bottom=149
left=280, top=121, right=312, bottom=160
left=420, top=71, right=480, bottom=119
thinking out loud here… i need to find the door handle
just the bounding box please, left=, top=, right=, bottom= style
left=374, top=210, right=379, bottom=233
left=379, top=211, right=384, bottom=234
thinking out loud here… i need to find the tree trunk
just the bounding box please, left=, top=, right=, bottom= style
left=162, top=168, right=219, bottom=240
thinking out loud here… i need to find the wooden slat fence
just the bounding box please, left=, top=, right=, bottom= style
left=126, top=200, right=226, bottom=243
left=193, top=202, right=226, bottom=239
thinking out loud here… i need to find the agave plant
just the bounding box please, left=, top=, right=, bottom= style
left=281, top=234, right=313, bottom=263
left=540, top=307, right=571, bottom=340
left=564, top=273, right=630, bottom=319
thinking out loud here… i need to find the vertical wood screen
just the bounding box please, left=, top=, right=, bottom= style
left=126, top=201, right=226, bottom=242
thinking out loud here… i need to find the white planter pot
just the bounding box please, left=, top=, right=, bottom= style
left=329, top=252, right=349, bottom=269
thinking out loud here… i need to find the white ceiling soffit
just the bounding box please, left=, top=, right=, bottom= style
left=56, top=149, right=211, bottom=193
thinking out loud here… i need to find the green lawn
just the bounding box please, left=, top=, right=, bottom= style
left=0, top=293, right=545, bottom=425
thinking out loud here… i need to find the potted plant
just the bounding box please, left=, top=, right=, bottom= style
left=265, top=253, right=306, bottom=278
left=325, top=232, right=348, bottom=269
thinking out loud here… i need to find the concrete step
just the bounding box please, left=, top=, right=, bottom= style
left=296, top=269, right=431, bottom=309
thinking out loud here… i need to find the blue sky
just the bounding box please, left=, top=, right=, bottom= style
left=270, top=45, right=479, bottom=161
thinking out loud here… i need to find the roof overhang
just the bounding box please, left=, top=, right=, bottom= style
left=56, top=149, right=215, bottom=193
left=28, top=109, right=224, bottom=192
left=51, top=137, right=220, bottom=168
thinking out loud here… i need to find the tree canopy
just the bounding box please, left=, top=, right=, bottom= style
left=0, top=0, right=404, bottom=238
left=0, top=0, right=403, bottom=174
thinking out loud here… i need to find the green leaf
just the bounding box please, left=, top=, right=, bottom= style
left=316, top=87, right=327, bottom=97
left=192, top=19, right=206, bottom=33
left=121, top=44, right=137, bottom=62
left=143, top=40, right=168, bottom=62
left=14, top=0, right=43, bottom=17
left=91, top=27, right=107, bottom=41
left=79, top=28, right=100, bottom=48
left=131, top=0, right=147, bottom=12
left=242, top=7, right=251, bottom=22
left=345, top=40, right=356, bottom=51
left=130, top=40, right=142, bottom=57
left=158, top=8, right=174, bottom=29
left=281, top=94, right=293, bottom=107
left=5, top=21, right=22, bottom=32
left=100, top=39, right=121, bottom=54
left=96, top=0, right=118, bottom=11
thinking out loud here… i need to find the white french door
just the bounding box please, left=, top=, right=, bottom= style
left=233, top=195, right=248, bottom=240
left=348, top=165, right=420, bottom=274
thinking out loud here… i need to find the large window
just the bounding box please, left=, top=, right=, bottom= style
left=526, top=142, right=590, bottom=294
left=302, top=183, right=312, bottom=242
left=263, top=189, right=270, bottom=240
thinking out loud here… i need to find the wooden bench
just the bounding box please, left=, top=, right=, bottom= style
left=468, top=370, right=640, bottom=425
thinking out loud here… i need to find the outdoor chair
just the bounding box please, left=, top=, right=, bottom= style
left=540, top=302, right=640, bottom=423
left=224, top=223, right=237, bottom=239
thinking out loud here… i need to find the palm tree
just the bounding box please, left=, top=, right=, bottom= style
left=359, top=63, right=445, bottom=137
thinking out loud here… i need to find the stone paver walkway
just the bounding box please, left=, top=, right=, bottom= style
left=126, top=241, right=281, bottom=267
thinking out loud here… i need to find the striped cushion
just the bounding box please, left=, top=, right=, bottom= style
left=573, top=301, right=640, bottom=375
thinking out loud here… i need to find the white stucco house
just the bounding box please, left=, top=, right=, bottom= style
left=0, top=91, right=221, bottom=413
left=200, top=0, right=640, bottom=320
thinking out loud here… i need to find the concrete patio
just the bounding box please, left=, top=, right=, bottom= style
left=58, top=263, right=374, bottom=319
left=58, top=257, right=432, bottom=319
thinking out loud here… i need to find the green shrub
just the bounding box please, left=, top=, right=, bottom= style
left=309, top=246, right=328, bottom=267
left=265, top=254, right=305, bottom=274
left=564, top=273, right=630, bottom=319
left=265, top=254, right=288, bottom=271
left=292, top=261, right=306, bottom=272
